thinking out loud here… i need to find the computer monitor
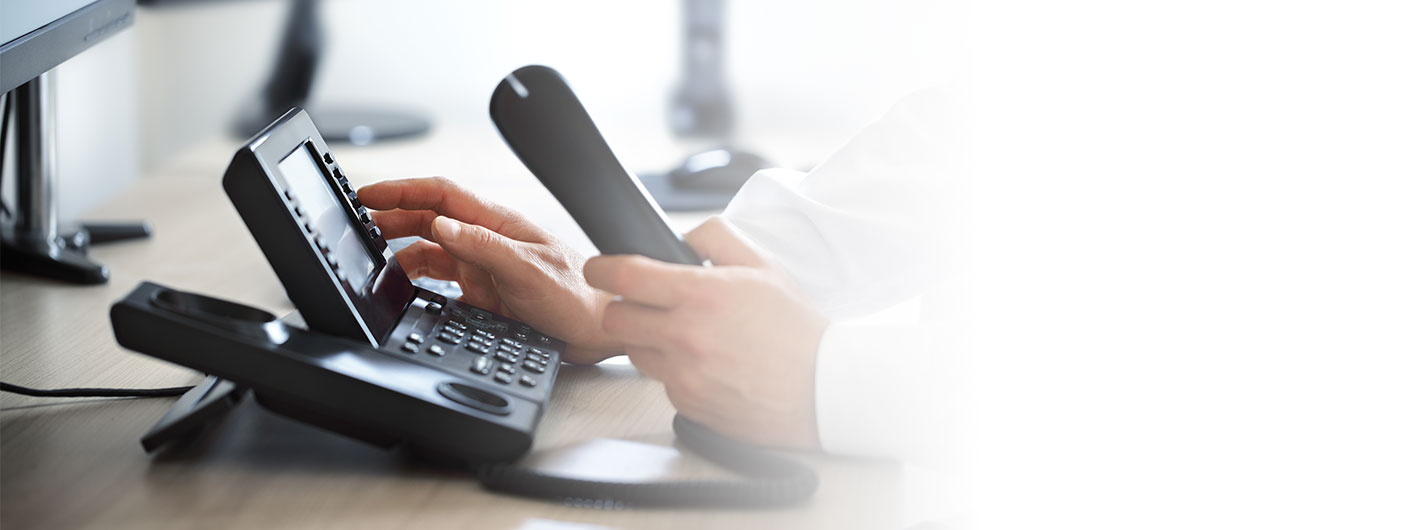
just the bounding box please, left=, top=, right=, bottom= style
left=232, top=0, right=431, bottom=146
left=1, top=0, right=147, bottom=284
left=0, top=0, right=134, bottom=94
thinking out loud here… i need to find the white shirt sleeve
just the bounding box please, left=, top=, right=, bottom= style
left=721, top=89, right=956, bottom=458
left=723, top=89, right=948, bottom=318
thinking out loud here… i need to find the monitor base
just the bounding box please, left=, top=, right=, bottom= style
left=638, top=147, right=771, bottom=212
left=1, top=73, right=152, bottom=285
left=0, top=222, right=150, bottom=284
left=1, top=226, right=107, bottom=284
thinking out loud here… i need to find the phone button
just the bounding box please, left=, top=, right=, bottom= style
left=437, top=382, right=511, bottom=415
left=470, top=356, right=493, bottom=374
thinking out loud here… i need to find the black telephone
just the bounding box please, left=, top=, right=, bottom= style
left=110, top=67, right=816, bottom=508
left=113, top=109, right=564, bottom=464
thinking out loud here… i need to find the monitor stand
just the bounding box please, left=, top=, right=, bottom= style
left=232, top=0, right=429, bottom=146
left=638, top=0, right=770, bottom=212
left=1, top=72, right=151, bottom=284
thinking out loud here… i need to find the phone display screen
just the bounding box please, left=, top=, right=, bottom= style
left=278, top=145, right=377, bottom=291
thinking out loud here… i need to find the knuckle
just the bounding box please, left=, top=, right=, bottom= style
left=431, top=176, right=472, bottom=201
left=429, top=175, right=456, bottom=189
left=467, top=227, right=496, bottom=251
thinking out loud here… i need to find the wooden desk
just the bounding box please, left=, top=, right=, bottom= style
left=0, top=129, right=906, bottom=529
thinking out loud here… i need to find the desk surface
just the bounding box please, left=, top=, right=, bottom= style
left=0, top=128, right=907, bottom=530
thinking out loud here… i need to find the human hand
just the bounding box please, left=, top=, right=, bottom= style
left=583, top=217, right=829, bottom=448
left=358, top=177, right=621, bottom=364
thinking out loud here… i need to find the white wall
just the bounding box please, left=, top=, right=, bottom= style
left=54, top=29, right=141, bottom=224
left=4, top=1, right=953, bottom=224
left=135, top=0, right=956, bottom=173
left=134, top=0, right=285, bottom=174
left=0, top=0, right=951, bottom=241
left=0, top=25, right=139, bottom=224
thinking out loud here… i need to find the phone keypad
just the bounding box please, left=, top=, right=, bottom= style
left=387, top=289, right=561, bottom=399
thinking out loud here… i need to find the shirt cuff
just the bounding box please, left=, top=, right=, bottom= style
left=814, top=320, right=942, bottom=460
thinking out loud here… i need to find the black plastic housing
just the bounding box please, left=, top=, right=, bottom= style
left=222, top=108, right=411, bottom=344
left=112, top=282, right=546, bottom=463
left=490, top=65, right=703, bottom=266
left=115, top=108, right=566, bottom=464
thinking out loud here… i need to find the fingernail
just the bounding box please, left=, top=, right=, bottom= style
left=433, top=216, right=460, bottom=239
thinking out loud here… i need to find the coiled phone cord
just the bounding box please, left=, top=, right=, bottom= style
left=476, top=414, right=819, bottom=509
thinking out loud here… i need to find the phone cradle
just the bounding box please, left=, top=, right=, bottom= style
left=114, top=282, right=547, bottom=464
left=116, top=281, right=820, bottom=508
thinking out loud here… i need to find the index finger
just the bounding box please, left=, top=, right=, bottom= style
left=358, top=177, right=520, bottom=235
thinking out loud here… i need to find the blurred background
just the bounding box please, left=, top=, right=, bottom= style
left=29, top=0, right=955, bottom=224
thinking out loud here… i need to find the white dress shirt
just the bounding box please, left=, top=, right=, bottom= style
left=722, top=89, right=957, bottom=459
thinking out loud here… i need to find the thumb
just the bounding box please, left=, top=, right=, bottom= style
left=430, top=216, right=520, bottom=274
left=683, top=216, right=768, bottom=267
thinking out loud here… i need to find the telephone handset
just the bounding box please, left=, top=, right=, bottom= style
left=487, top=65, right=818, bottom=503
left=490, top=65, right=703, bottom=267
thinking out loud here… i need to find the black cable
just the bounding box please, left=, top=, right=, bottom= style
left=1, top=381, right=195, bottom=398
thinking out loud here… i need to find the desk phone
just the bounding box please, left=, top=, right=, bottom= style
left=112, top=109, right=562, bottom=464
left=110, top=67, right=818, bottom=508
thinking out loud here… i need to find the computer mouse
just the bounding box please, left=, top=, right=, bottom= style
left=668, top=148, right=772, bottom=193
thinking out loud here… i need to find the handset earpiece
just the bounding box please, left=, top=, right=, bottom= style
left=489, top=65, right=703, bottom=266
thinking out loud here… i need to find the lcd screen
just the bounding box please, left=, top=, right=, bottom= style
left=278, top=145, right=376, bottom=291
